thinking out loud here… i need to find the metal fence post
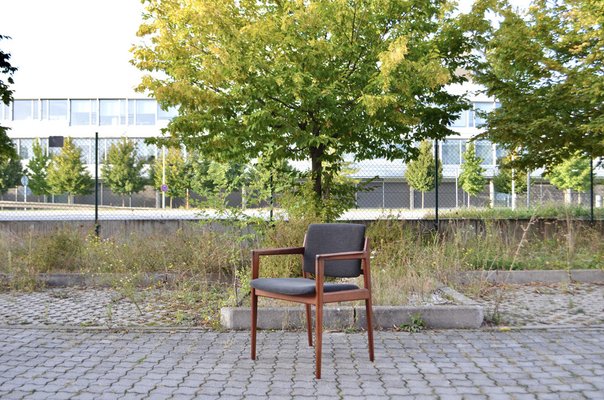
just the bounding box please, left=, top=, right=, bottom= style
left=95, top=131, right=100, bottom=237
left=434, top=139, right=439, bottom=231
left=590, top=157, right=594, bottom=224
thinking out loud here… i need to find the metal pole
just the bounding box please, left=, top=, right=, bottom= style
left=162, top=146, right=166, bottom=209
left=590, top=157, right=594, bottom=224
left=434, top=139, right=439, bottom=231
left=95, top=132, right=100, bottom=237
left=269, top=171, right=274, bottom=222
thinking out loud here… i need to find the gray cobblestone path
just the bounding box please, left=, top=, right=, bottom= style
left=0, top=327, right=603, bottom=399
left=473, top=283, right=604, bottom=327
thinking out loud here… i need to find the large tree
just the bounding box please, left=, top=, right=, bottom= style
left=0, top=35, right=18, bottom=162
left=132, top=0, right=474, bottom=214
left=47, top=137, right=94, bottom=204
left=405, top=140, right=442, bottom=208
left=469, top=0, right=604, bottom=170
left=101, top=138, right=146, bottom=207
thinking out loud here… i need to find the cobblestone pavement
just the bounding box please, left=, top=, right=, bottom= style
left=0, top=327, right=603, bottom=399
left=0, top=289, right=175, bottom=328
left=1, top=284, right=604, bottom=399
left=471, top=283, right=604, bottom=327
left=1, top=282, right=603, bottom=329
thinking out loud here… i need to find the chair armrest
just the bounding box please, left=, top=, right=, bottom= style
left=251, top=247, right=305, bottom=279
left=314, top=250, right=368, bottom=278
left=315, top=251, right=366, bottom=262
left=252, top=247, right=305, bottom=256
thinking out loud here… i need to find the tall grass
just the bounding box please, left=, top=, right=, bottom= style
left=1, top=217, right=602, bottom=308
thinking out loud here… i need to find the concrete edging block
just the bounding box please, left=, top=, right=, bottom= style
left=220, top=306, right=355, bottom=330
left=221, top=303, right=484, bottom=330
left=458, top=269, right=604, bottom=285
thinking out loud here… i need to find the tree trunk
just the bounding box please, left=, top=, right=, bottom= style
left=467, top=194, right=471, bottom=208
left=564, top=188, right=572, bottom=205
left=121, top=196, right=125, bottom=207
left=310, top=144, right=325, bottom=206
left=409, top=188, right=414, bottom=210
left=68, top=194, right=73, bottom=205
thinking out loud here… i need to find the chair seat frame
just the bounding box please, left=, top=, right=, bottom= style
left=250, top=238, right=374, bottom=379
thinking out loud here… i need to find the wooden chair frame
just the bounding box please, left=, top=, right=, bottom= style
left=250, top=235, right=374, bottom=379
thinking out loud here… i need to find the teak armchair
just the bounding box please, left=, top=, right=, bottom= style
left=250, top=223, right=374, bottom=379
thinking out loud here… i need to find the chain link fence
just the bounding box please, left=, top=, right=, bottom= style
left=1, top=138, right=603, bottom=231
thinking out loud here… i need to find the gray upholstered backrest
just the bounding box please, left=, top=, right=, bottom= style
left=303, top=223, right=366, bottom=278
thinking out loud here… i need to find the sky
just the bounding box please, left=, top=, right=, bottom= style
left=0, top=0, right=146, bottom=98
left=0, top=0, right=528, bottom=100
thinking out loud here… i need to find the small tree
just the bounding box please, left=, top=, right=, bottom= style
left=101, top=138, right=146, bottom=207
left=26, top=138, right=52, bottom=201
left=405, top=140, right=442, bottom=208
left=151, top=147, right=187, bottom=208
left=493, top=155, right=528, bottom=196
left=545, top=153, right=591, bottom=205
left=459, top=142, right=486, bottom=207
left=47, top=137, right=94, bottom=204
left=0, top=152, right=22, bottom=198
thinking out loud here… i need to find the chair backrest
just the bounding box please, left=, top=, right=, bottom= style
left=303, top=223, right=366, bottom=278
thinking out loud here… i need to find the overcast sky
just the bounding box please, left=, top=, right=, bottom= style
left=1, top=0, right=527, bottom=99
left=0, top=0, right=145, bottom=98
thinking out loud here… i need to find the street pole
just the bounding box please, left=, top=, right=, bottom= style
left=95, top=132, right=100, bottom=237
left=162, top=146, right=166, bottom=209
left=434, top=139, right=439, bottom=232
left=590, top=157, right=594, bottom=224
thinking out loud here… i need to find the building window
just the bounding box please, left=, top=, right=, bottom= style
left=475, top=140, right=494, bottom=165
left=157, top=104, right=178, bottom=121
left=13, top=100, right=38, bottom=120
left=441, top=139, right=462, bottom=165
left=100, top=99, right=126, bottom=125
left=70, top=99, right=97, bottom=125
left=451, top=110, right=468, bottom=128
left=0, top=103, right=10, bottom=120
left=471, top=102, right=495, bottom=128
left=72, top=138, right=93, bottom=164
left=18, top=138, right=34, bottom=159
left=73, top=99, right=98, bottom=125
left=42, top=99, right=68, bottom=121
left=135, top=99, right=156, bottom=125
left=134, top=138, right=157, bottom=162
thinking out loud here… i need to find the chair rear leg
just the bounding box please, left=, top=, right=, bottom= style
left=315, top=303, right=323, bottom=379
left=365, top=298, right=374, bottom=362
left=251, top=289, right=258, bottom=360
left=305, top=304, right=313, bottom=347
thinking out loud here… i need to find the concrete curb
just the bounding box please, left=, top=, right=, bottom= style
left=220, top=305, right=484, bottom=330
left=458, top=269, right=604, bottom=285
left=221, top=285, right=484, bottom=331
left=0, top=272, right=227, bottom=288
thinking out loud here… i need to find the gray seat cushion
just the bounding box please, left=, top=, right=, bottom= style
left=251, top=278, right=359, bottom=296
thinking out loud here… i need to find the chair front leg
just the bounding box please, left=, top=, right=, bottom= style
left=365, top=297, right=374, bottom=362
left=251, top=288, right=258, bottom=360
left=315, top=301, right=323, bottom=379
left=305, top=304, right=313, bottom=347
